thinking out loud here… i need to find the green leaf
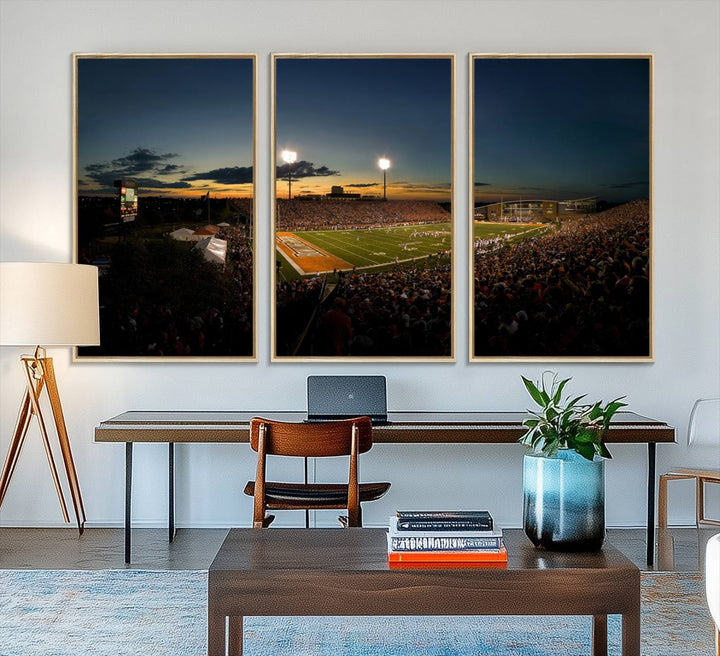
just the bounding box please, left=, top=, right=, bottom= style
left=552, top=377, right=571, bottom=404
left=522, top=376, right=547, bottom=407
left=575, top=442, right=595, bottom=461
left=566, top=394, right=587, bottom=410
left=574, top=430, right=595, bottom=443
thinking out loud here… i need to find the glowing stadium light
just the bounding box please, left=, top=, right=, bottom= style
left=378, top=158, right=391, bottom=200
left=281, top=150, right=297, bottom=165
left=281, top=150, right=297, bottom=199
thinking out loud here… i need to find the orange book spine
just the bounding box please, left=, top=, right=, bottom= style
left=389, top=560, right=507, bottom=569
left=388, top=545, right=507, bottom=563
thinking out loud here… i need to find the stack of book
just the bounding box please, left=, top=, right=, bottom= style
left=387, top=510, right=507, bottom=567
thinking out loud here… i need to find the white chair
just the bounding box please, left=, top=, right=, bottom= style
left=659, top=398, right=720, bottom=528
left=707, top=533, right=720, bottom=656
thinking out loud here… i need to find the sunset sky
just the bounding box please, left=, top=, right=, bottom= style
left=473, top=57, right=651, bottom=204
left=77, top=57, right=254, bottom=198
left=275, top=57, right=452, bottom=200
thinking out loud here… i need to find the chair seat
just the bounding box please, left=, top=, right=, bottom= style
left=244, top=481, right=390, bottom=509
left=664, top=467, right=720, bottom=480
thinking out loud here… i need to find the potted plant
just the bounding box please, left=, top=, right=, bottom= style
left=519, top=372, right=626, bottom=551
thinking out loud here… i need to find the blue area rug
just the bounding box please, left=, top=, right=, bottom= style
left=0, top=569, right=714, bottom=655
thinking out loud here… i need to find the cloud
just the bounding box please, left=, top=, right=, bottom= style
left=83, top=147, right=185, bottom=188
left=111, top=147, right=179, bottom=173
left=601, top=181, right=648, bottom=189
left=131, top=178, right=192, bottom=189
left=276, top=160, right=340, bottom=178
left=156, top=164, right=187, bottom=176
left=344, top=183, right=379, bottom=188
left=183, top=166, right=253, bottom=185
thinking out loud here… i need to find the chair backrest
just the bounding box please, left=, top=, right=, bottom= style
left=688, top=398, right=720, bottom=447
left=249, top=417, right=373, bottom=457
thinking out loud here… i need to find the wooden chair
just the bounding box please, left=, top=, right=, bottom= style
left=658, top=398, right=720, bottom=529
left=243, top=416, right=390, bottom=528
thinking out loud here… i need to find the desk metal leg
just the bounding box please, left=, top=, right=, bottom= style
left=125, top=442, right=133, bottom=564
left=169, top=443, right=175, bottom=542
left=646, top=442, right=656, bottom=566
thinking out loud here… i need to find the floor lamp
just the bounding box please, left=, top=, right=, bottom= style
left=0, top=262, right=100, bottom=533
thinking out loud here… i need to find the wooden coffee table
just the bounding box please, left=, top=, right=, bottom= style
left=208, top=528, right=640, bottom=656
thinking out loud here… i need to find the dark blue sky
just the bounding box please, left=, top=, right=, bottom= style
left=77, top=57, right=254, bottom=196
left=473, top=57, right=651, bottom=203
left=275, top=57, right=452, bottom=199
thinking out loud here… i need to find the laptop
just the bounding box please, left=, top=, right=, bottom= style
left=306, top=375, right=389, bottom=425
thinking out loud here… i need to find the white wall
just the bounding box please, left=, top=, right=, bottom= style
left=1, top=0, right=718, bottom=530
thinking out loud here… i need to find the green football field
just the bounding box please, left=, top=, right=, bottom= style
left=277, top=221, right=549, bottom=281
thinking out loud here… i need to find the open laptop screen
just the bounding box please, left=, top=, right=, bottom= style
left=306, top=375, right=388, bottom=424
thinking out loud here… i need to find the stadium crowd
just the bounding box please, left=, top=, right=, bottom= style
left=473, top=200, right=650, bottom=357
left=277, top=199, right=450, bottom=231
left=276, top=258, right=452, bottom=357
left=84, top=225, right=254, bottom=357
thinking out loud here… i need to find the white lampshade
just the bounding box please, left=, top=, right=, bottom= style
left=0, top=262, right=100, bottom=346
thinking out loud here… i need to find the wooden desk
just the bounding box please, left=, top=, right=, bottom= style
left=207, top=528, right=641, bottom=656
left=94, top=411, right=675, bottom=564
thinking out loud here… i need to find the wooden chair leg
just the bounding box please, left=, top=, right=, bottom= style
left=697, top=476, right=704, bottom=527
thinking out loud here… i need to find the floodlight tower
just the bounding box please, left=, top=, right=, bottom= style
left=281, top=150, right=297, bottom=200
left=378, top=158, right=391, bottom=201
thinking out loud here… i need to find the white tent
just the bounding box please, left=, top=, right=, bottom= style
left=169, top=228, right=197, bottom=242
left=194, top=237, right=227, bottom=265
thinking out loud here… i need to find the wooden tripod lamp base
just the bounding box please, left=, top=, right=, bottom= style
left=0, top=262, right=100, bottom=534
left=0, top=349, right=87, bottom=533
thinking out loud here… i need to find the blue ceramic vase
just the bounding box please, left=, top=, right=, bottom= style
left=522, top=448, right=606, bottom=551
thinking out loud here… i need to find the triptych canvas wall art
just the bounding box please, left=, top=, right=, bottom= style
left=73, top=53, right=652, bottom=362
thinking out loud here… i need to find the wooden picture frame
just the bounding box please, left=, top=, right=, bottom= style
left=470, top=54, right=653, bottom=362
left=271, top=54, right=455, bottom=362
left=73, top=54, right=257, bottom=361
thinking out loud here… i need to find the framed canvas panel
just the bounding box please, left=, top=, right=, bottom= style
left=470, top=54, right=653, bottom=361
left=271, top=54, right=455, bottom=362
left=73, top=54, right=257, bottom=361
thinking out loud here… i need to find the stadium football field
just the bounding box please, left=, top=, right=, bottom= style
left=276, top=221, right=548, bottom=280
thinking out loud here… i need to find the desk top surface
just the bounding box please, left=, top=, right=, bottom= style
left=99, top=409, right=667, bottom=426
left=95, top=410, right=675, bottom=444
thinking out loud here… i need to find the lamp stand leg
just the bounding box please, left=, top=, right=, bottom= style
left=42, top=357, right=86, bottom=533
left=0, top=355, right=85, bottom=533
left=20, top=356, right=72, bottom=524
left=0, top=391, right=33, bottom=506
